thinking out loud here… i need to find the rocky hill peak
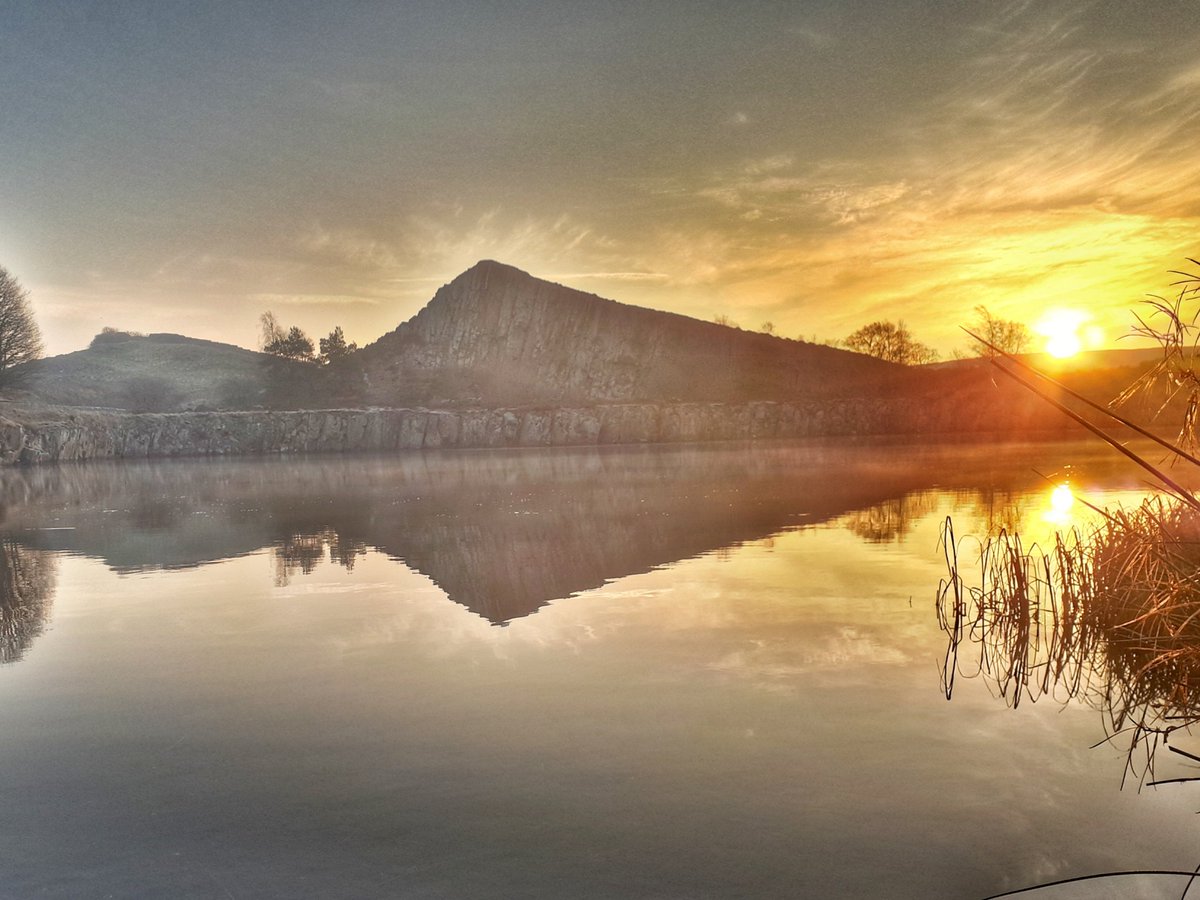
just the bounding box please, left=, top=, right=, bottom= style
left=359, top=261, right=903, bottom=406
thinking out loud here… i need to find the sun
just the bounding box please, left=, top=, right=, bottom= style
left=1035, top=309, right=1089, bottom=359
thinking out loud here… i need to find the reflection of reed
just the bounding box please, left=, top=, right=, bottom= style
left=842, top=491, right=939, bottom=543
left=0, top=538, right=57, bottom=664
left=938, top=498, right=1200, bottom=784
left=962, top=487, right=1027, bottom=537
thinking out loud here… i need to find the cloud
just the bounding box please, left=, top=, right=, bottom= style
left=297, top=225, right=404, bottom=270
left=787, top=26, right=835, bottom=50
left=545, top=271, right=670, bottom=282
left=247, top=293, right=381, bottom=307
left=602, top=1, right=1200, bottom=346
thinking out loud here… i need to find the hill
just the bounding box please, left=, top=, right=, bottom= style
left=11, top=331, right=323, bottom=411
left=357, top=260, right=908, bottom=406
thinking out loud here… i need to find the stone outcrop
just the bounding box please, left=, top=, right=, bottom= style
left=0, top=391, right=1071, bottom=467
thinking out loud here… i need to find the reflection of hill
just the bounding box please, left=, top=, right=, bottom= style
left=0, top=539, right=57, bottom=664
left=0, top=441, right=1156, bottom=624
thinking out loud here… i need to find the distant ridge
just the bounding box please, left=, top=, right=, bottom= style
left=358, top=260, right=905, bottom=406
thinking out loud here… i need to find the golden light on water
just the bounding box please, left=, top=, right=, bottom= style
left=1041, top=483, right=1076, bottom=527
left=1050, top=484, right=1074, bottom=514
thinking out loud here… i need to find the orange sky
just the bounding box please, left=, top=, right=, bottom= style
left=2, top=2, right=1199, bottom=357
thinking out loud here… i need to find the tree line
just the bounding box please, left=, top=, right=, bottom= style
left=841, top=305, right=1031, bottom=364
left=711, top=304, right=1031, bottom=365
left=259, top=312, right=358, bottom=365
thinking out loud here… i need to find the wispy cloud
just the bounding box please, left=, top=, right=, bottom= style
left=298, top=225, right=404, bottom=270
left=247, top=293, right=381, bottom=307
left=787, top=26, right=835, bottom=50
left=605, top=1, right=1200, bottom=347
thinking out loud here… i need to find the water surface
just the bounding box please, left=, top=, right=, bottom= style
left=1, top=440, right=1197, bottom=899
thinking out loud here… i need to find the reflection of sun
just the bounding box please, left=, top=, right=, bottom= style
left=1042, top=483, right=1075, bottom=526
left=1050, top=484, right=1074, bottom=514
left=1036, top=309, right=1089, bottom=358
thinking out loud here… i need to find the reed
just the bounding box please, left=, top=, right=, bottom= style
left=939, top=498, right=1200, bottom=784
left=944, top=263, right=1200, bottom=783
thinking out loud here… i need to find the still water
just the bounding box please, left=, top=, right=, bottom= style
left=1, top=439, right=1198, bottom=899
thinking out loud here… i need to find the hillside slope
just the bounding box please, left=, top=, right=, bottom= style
left=358, top=260, right=906, bottom=405
left=11, top=332, right=323, bottom=411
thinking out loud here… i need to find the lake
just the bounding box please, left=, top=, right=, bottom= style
left=1, top=438, right=1198, bottom=899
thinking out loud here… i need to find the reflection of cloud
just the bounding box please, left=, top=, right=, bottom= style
left=709, top=628, right=909, bottom=691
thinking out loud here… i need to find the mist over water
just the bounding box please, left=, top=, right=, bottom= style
left=0, top=440, right=1196, bottom=899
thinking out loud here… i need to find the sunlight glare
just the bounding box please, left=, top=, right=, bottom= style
left=1041, top=483, right=1075, bottom=526
left=1035, top=309, right=1090, bottom=358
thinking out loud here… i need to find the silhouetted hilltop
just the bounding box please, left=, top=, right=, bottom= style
left=358, top=260, right=905, bottom=405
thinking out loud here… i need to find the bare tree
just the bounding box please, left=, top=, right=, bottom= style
left=844, top=320, right=939, bottom=365
left=970, top=305, right=1030, bottom=358
left=259, top=311, right=285, bottom=350
left=0, top=267, right=44, bottom=383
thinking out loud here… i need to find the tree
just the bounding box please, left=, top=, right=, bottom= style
left=760, top=321, right=776, bottom=335
left=318, top=326, right=357, bottom=365
left=259, top=311, right=315, bottom=362
left=844, top=320, right=939, bottom=365
left=970, top=305, right=1030, bottom=358
left=259, top=311, right=285, bottom=351
left=0, top=266, right=43, bottom=383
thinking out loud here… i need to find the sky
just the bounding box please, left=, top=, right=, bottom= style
left=2, top=0, right=1200, bottom=357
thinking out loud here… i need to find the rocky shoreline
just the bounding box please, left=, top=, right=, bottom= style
left=0, top=395, right=1069, bottom=466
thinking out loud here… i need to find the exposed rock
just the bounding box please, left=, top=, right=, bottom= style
left=0, top=393, right=1072, bottom=467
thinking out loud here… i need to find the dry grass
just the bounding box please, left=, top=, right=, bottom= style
left=1114, top=260, right=1200, bottom=449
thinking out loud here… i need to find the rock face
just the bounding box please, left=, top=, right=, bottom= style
left=0, top=391, right=1069, bottom=466
left=359, top=260, right=906, bottom=405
